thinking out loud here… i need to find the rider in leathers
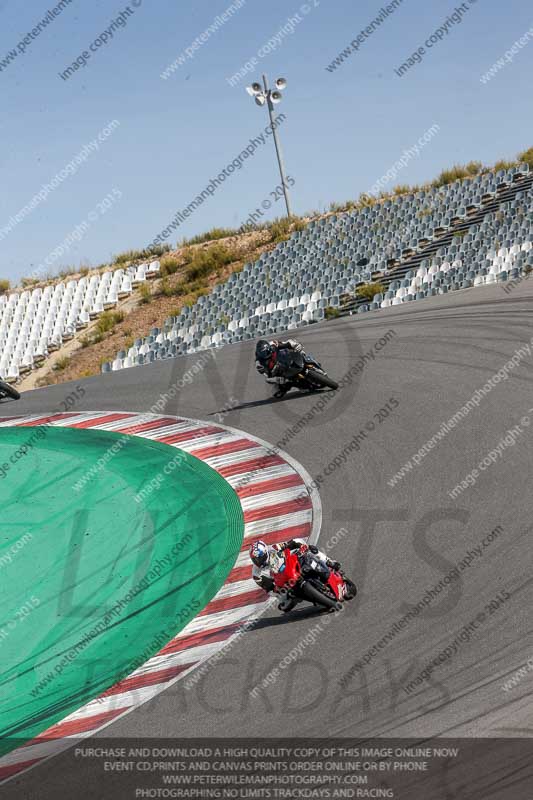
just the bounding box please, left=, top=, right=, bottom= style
left=250, top=538, right=340, bottom=612
left=255, top=339, right=313, bottom=398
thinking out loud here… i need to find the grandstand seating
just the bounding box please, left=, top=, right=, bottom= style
left=103, top=164, right=532, bottom=373
left=342, top=167, right=533, bottom=314
left=0, top=261, right=160, bottom=381
left=2, top=166, right=531, bottom=382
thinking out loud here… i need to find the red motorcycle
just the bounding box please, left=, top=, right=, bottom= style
left=272, top=545, right=357, bottom=612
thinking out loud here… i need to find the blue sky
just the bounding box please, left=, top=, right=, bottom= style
left=0, top=0, right=530, bottom=282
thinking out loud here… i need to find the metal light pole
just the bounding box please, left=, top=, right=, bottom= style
left=246, top=74, right=292, bottom=218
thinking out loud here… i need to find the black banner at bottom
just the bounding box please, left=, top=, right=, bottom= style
left=2, top=738, right=533, bottom=799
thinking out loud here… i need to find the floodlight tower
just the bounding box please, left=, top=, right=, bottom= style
left=246, top=74, right=292, bottom=218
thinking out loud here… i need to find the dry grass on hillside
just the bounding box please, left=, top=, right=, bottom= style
left=34, top=228, right=277, bottom=387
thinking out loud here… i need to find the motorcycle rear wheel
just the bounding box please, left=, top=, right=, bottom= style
left=305, top=369, right=339, bottom=391
left=0, top=380, right=20, bottom=401
left=301, top=579, right=341, bottom=611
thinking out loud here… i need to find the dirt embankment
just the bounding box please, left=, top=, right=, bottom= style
left=26, top=228, right=278, bottom=389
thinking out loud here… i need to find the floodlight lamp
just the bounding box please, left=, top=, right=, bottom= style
left=246, top=82, right=263, bottom=96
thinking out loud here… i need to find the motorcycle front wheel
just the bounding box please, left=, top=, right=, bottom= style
left=305, top=369, right=339, bottom=391
left=343, top=578, right=357, bottom=600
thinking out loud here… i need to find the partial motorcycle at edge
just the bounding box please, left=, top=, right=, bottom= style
left=0, top=379, right=20, bottom=401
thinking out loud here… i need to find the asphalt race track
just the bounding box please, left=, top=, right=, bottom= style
left=4, top=281, right=533, bottom=797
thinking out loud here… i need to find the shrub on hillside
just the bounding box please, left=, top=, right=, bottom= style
left=95, top=310, right=124, bottom=335
left=0, top=279, right=11, bottom=295
left=464, top=160, right=483, bottom=176
left=493, top=159, right=515, bottom=172
left=268, top=216, right=293, bottom=243
left=356, top=282, right=385, bottom=301
left=392, top=184, right=411, bottom=195
left=21, top=276, right=39, bottom=288
left=53, top=356, right=71, bottom=371
left=114, top=249, right=144, bottom=265
left=518, top=147, right=533, bottom=169
left=139, top=283, right=152, bottom=304
left=238, top=221, right=264, bottom=234
left=150, top=244, right=172, bottom=257
left=292, top=218, right=307, bottom=232
left=58, top=266, right=77, bottom=279
left=160, top=256, right=180, bottom=276
left=184, top=243, right=236, bottom=282
left=358, top=193, right=377, bottom=208
left=432, top=165, right=471, bottom=187
left=168, top=280, right=189, bottom=296
left=159, top=277, right=185, bottom=297
left=183, top=287, right=209, bottom=307
left=182, top=227, right=239, bottom=246
left=114, top=244, right=170, bottom=265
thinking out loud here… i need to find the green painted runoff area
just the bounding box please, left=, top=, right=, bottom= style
left=0, top=425, right=244, bottom=754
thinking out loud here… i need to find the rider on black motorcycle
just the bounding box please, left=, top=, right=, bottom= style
left=255, top=339, right=319, bottom=398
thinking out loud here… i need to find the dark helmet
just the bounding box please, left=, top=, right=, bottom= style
left=255, top=339, right=273, bottom=363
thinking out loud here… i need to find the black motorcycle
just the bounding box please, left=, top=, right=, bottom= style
left=267, top=349, right=339, bottom=394
left=0, top=380, right=20, bottom=401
